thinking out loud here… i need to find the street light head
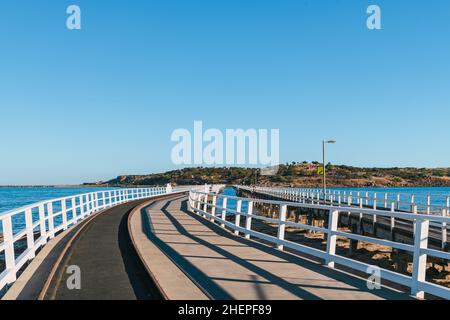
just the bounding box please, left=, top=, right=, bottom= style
left=326, top=140, right=336, bottom=144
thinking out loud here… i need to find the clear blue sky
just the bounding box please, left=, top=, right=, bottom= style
left=0, top=0, right=449, bottom=185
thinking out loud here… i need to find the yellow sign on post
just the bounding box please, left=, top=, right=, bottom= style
left=317, top=166, right=324, bottom=175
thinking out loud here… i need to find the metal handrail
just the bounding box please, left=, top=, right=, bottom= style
left=239, top=186, right=450, bottom=216
left=188, top=189, right=450, bottom=300
left=0, top=185, right=198, bottom=293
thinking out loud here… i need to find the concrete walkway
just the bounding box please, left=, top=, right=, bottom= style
left=142, top=197, right=411, bottom=300
left=43, top=198, right=165, bottom=300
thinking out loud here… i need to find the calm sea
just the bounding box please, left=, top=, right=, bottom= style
left=220, top=186, right=450, bottom=214
left=328, top=187, right=450, bottom=208
left=0, top=187, right=119, bottom=234
left=0, top=187, right=119, bottom=214
left=1, top=186, right=449, bottom=233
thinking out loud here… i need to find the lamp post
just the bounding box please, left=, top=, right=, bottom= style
left=322, top=139, right=336, bottom=202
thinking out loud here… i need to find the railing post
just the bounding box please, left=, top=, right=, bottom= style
left=87, top=194, right=92, bottom=214
left=373, top=193, right=377, bottom=210
left=325, top=210, right=339, bottom=268
left=91, top=193, right=94, bottom=211
left=210, top=195, right=217, bottom=222
left=2, top=216, right=16, bottom=283
left=390, top=201, right=396, bottom=233
left=71, top=197, right=77, bottom=224
left=234, top=199, right=242, bottom=236
left=446, top=196, right=450, bottom=215
left=202, top=194, right=208, bottom=218
left=25, top=208, right=35, bottom=259
left=413, top=205, right=418, bottom=236
left=221, top=198, right=228, bottom=228
left=102, top=191, right=106, bottom=208
left=426, top=195, right=431, bottom=215
left=79, top=195, right=85, bottom=219
left=47, top=202, right=55, bottom=239
left=277, top=204, right=287, bottom=250
left=384, top=193, right=388, bottom=208
left=245, top=201, right=254, bottom=239
left=187, top=191, right=193, bottom=211
left=62, top=199, right=68, bottom=230
left=411, top=217, right=430, bottom=299
left=38, top=204, right=47, bottom=244
left=95, top=192, right=100, bottom=210
left=108, top=191, right=113, bottom=206
left=373, top=194, right=377, bottom=227
left=442, top=209, right=448, bottom=251
left=196, top=193, right=202, bottom=211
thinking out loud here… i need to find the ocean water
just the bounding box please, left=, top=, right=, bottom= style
left=2, top=186, right=449, bottom=233
left=218, top=187, right=249, bottom=213
left=0, top=187, right=119, bottom=214
left=221, top=186, right=450, bottom=214
left=0, top=187, right=119, bottom=234
left=327, top=187, right=450, bottom=211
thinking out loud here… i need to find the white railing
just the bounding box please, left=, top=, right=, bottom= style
left=239, top=186, right=450, bottom=216
left=0, top=184, right=190, bottom=293
left=188, top=189, right=450, bottom=300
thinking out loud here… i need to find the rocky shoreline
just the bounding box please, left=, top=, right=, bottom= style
left=97, top=164, right=450, bottom=188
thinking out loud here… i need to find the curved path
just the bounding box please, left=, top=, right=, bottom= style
left=41, top=196, right=178, bottom=300
left=136, top=197, right=412, bottom=300
left=6, top=193, right=413, bottom=300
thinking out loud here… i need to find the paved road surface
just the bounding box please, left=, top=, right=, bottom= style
left=44, top=198, right=164, bottom=300
left=142, top=197, right=411, bottom=300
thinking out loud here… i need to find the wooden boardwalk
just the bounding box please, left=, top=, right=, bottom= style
left=139, top=197, right=411, bottom=300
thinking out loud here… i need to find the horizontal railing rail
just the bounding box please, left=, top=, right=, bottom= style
left=188, top=189, right=450, bottom=300
left=238, top=186, right=450, bottom=216
left=0, top=184, right=205, bottom=293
